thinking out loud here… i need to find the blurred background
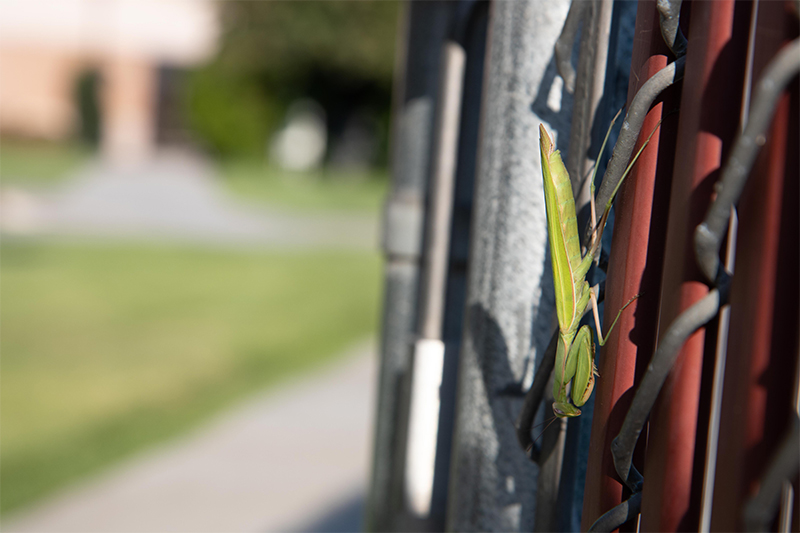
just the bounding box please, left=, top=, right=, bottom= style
left=0, top=0, right=399, bottom=530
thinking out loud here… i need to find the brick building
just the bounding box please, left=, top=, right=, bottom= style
left=0, top=0, right=218, bottom=162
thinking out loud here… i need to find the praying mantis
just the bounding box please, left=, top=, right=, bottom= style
left=539, top=115, right=657, bottom=418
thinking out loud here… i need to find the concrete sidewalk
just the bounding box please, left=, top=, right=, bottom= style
left=3, top=341, right=377, bottom=533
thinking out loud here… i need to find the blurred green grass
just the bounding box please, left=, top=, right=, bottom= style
left=0, top=241, right=382, bottom=514
left=0, top=140, right=389, bottom=214
left=0, top=140, right=92, bottom=186
left=218, top=159, right=389, bottom=213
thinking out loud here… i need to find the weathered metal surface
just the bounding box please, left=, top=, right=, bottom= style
left=445, top=0, right=573, bottom=530
left=430, top=3, right=488, bottom=530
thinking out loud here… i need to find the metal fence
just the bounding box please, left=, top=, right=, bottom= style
left=368, top=1, right=800, bottom=531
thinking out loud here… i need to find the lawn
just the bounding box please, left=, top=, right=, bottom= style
left=0, top=140, right=92, bottom=187
left=0, top=241, right=382, bottom=514
left=0, top=140, right=389, bottom=214
left=218, top=158, right=389, bottom=214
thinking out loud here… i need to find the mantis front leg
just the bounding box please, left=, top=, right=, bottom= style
left=553, top=325, right=596, bottom=418
left=552, top=290, right=639, bottom=418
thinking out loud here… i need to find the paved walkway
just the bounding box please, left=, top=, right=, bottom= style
left=3, top=341, right=377, bottom=533
left=0, top=151, right=379, bottom=250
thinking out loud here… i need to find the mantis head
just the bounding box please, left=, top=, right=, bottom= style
left=552, top=402, right=582, bottom=418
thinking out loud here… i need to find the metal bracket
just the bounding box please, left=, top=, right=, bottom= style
left=382, top=193, right=425, bottom=258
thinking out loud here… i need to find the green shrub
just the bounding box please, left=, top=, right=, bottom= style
left=186, top=67, right=280, bottom=158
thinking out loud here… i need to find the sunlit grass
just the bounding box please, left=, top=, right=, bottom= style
left=0, top=141, right=389, bottom=214
left=0, top=241, right=381, bottom=513
left=0, top=140, right=93, bottom=186
left=219, top=159, right=389, bottom=213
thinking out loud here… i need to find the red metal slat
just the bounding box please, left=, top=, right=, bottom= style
left=639, top=1, right=754, bottom=531
left=794, top=475, right=800, bottom=532
left=709, top=2, right=800, bottom=528
left=580, top=0, right=680, bottom=528
left=711, top=86, right=798, bottom=533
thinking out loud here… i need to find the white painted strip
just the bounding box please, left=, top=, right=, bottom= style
left=404, top=339, right=445, bottom=517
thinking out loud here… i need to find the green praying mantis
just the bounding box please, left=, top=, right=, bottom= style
left=539, top=114, right=658, bottom=418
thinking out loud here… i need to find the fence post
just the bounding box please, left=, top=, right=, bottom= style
left=426, top=3, right=489, bottom=530
left=445, top=1, right=573, bottom=530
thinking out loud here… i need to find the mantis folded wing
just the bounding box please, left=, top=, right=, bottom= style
left=539, top=118, right=653, bottom=418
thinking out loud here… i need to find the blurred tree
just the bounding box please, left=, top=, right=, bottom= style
left=187, top=1, right=399, bottom=161
left=75, top=69, right=101, bottom=147
left=188, top=67, right=279, bottom=157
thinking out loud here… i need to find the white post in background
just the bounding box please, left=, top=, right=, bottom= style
left=403, top=41, right=466, bottom=518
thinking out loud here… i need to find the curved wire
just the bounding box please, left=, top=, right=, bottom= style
left=588, top=492, right=642, bottom=532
